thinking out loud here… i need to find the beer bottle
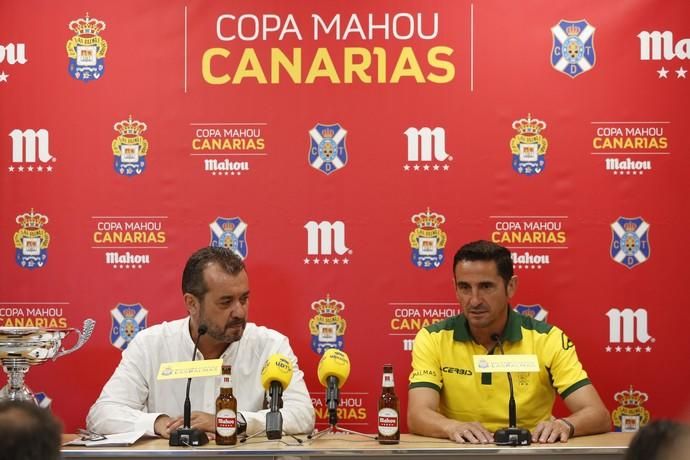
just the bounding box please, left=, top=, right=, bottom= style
left=215, top=365, right=238, bottom=445
left=377, top=364, right=400, bottom=444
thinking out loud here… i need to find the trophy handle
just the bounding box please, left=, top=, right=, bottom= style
left=55, top=319, right=96, bottom=360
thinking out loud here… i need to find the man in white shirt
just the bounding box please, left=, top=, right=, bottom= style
left=87, top=247, right=315, bottom=438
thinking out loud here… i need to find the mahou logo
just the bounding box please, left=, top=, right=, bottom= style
left=638, top=30, right=689, bottom=79
left=403, top=127, right=452, bottom=171
left=303, top=220, right=351, bottom=264
left=0, top=42, right=28, bottom=83
left=7, top=129, right=56, bottom=173
left=605, top=308, right=654, bottom=353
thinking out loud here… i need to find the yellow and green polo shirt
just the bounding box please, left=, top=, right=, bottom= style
left=409, top=308, right=590, bottom=432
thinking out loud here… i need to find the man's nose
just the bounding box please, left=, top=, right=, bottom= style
left=467, top=287, right=482, bottom=307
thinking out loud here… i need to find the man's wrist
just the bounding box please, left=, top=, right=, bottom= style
left=237, top=412, right=247, bottom=435
left=558, top=418, right=575, bottom=437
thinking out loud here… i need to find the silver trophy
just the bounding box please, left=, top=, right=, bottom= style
left=0, top=319, right=95, bottom=402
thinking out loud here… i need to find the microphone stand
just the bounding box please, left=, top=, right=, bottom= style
left=240, top=383, right=304, bottom=444
left=308, top=376, right=376, bottom=441
left=492, top=334, right=531, bottom=446
left=169, top=325, right=210, bottom=447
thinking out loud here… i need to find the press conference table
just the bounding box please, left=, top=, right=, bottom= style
left=62, top=432, right=634, bottom=459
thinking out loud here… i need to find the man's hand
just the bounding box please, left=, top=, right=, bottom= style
left=532, top=418, right=573, bottom=443
left=154, top=415, right=174, bottom=439
left=445, top=421, right=493, bottom=444
left=164, top=411, right=216, bottom=440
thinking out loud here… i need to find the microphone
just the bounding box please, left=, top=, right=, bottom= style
left=491, top=333, right=531, bottom=446
left=260, top=353, right=293, bottom=440
left=316, top=348, right=350, bottom=426
left=169, top=324, right=210, bottom=447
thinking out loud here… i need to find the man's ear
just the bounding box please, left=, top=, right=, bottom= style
left=507, top=275, right=518, bottom=299
left=184, top=293, right=199, bottom=315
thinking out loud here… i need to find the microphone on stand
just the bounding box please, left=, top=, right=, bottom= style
left=260, top=353, right=294, bottom=440
left=317, top=348, right=350, bottom=426
left=169, top=324, right=210, bottom=447
left=491, top=333, right=531, bottom=446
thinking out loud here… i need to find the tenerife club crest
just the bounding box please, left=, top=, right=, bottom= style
left=13, top=209, right=50, bottom=270
left=210, top=216, right=248, bottom=260
left=309, top=294, right=347, bottom=355
left=112, top=116, right=148, bottom=176
left=611, top=217, right=650, bottom=269
left=551, top=20, right=596, bottom=78
left=612, top=386, right=650, bottom=432
left=510, top=114, right=548, bottom=176
left=66, top=14, right=107, bottom=82
left=409, top=208, right=447, bottom=270
left=309, top=124, right=347, bottom=175
left=110, top=303, right=148, bottom=350
left=514, top=304, right=548, bottom=321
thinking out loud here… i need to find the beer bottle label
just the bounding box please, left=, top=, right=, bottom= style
left=377, top=408, right=399, bottom=436
left=216, top=409, right=237, bottom=436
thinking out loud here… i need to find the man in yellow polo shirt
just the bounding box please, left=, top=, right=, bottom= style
left=408, top=240, right=610, bottom=444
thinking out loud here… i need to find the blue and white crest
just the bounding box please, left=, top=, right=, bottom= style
left=515, top=304, right=548, bottom=321
left=66, top=14, right=107, bottom=82
left=551, top=20, right=596, bottom=78
left=35, top=392, right=52, bottom=409
left=13, top=209, right=50, bottom=270
left=610, top=217, right=650, bottom=269
left=308, top=123, right=348, bottom=175
left=110, top=303, right=148, bottom=350
left=210, top=216, right=248, bottom=260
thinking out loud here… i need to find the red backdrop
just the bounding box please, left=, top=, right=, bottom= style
left=1, top=0, right=688, bottom=434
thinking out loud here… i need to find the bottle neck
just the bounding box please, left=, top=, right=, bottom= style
left=382, top=372, right=395, bottom=388
left=220, top=375, right=233, bottom=390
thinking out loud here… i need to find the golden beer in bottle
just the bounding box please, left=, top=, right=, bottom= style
left=215, top=365, right=238, bottom=445
left=377, top=364, right=400, bottom=444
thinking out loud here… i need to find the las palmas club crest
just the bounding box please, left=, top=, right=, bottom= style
left=66, top=13, right=108, bottom=82
left=13, top=209, right=50, bottom=270
left=308, top=124, right=347, bottom=175
left=514, top=304, right=548, bottom=321
left=110, top=303, right=148, bottom=350
left=510, top=114, right=548, bottom=176
left=610, top=217, right=650, bottom=269
left=409, top=208, right=447, bottom=270
left=308, top=294, right=347, bottom=355
left=551, top=20, right=596, bottom=78
left=112, top=116, right=148, bottom=176
left=210, top=217, right=248, bottom=260
left=612, top=385, right=650, bottom=432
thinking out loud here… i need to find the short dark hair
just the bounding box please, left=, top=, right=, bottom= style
left=453, top=240, right=514, bottom=285
left=182, top=247, right=246, bottom=298
left=624, top=419, right=690, bottom=460
left=0, top=400, right=62, bottom=460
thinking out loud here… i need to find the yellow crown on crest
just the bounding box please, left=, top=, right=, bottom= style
left=321, top=128, right=335, bottom=138
left=614, top=385, right=648, bottom=408
left=566, top=24, right=581, bottom=36
left=222, top=221, right=236, bottom=232
left=623, top=221, right=638, bottom=232
left=121, top=306, right=137, bottom=318
left=512, top=114, right=547, bottom=135
left=69, top=13, right=106, bottom=36
left=311, top=294, right=345, bottom=315
left=16, top=209, right=49, bottom=229
left=412, top=208, right=446, bottom=228
left=114, top=116, right=147, bottom=136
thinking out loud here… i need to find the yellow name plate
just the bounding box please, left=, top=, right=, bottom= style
left=157, top=359, right=223, bottom=380
left=473, top=354, right=539, bottom=373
